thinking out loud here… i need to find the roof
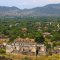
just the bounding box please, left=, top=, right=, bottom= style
left=15, top=38, right=35, bottom=43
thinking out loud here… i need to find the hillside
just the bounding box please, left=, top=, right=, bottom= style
left=0, top=3, right=60, bottom=17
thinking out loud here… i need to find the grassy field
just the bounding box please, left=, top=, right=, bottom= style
left=0, top=53, right=60, bottom=60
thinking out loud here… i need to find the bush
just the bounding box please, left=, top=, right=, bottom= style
left=22, top=57, right=32, bottom=60
left=0, top=49, right=6, bottom=54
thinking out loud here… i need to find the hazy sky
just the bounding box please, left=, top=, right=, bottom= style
left=0, top=0, right=60, bottom=9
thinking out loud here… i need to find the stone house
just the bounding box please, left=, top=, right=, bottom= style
left=43, top=32, right=51, bottom=37
left=6, top=38, right=46, bottom=55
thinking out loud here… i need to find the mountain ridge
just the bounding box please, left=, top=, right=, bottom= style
left=0, top=3, right=60, bottom=17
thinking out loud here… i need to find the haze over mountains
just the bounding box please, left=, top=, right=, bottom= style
left=0, top=3, right=60, bottom=17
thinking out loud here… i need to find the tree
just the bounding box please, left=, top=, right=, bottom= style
left=35, top=32, right=45, bottom=44
left=51, top=32, right=60, bottom=42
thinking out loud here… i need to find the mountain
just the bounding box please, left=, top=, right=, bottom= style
left=0, top=3, right=60, bottom=17
left=0, top=6, right=21, bottom=16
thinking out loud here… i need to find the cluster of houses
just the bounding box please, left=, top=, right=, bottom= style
left=0, top=34, right=60, bottom=55
left=6, top=38, right=46, bottom=55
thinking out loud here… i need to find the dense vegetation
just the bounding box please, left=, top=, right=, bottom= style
left=0, top=17, right=60, bottom=49
left=0, top=16, right=60, bottom=40
left=0, top=16, right=60, bottom=44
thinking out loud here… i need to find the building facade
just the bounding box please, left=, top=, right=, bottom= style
left=6, top=38, right=46, bottom=55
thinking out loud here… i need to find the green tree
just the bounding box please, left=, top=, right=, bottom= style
left=35, top=32, right=45, bottom=43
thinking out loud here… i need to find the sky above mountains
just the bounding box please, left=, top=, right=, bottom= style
left=0, top=0, right=60, bottom=9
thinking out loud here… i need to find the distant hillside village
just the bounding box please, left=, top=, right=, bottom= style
left=0, top=17, right=60, bottom=56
